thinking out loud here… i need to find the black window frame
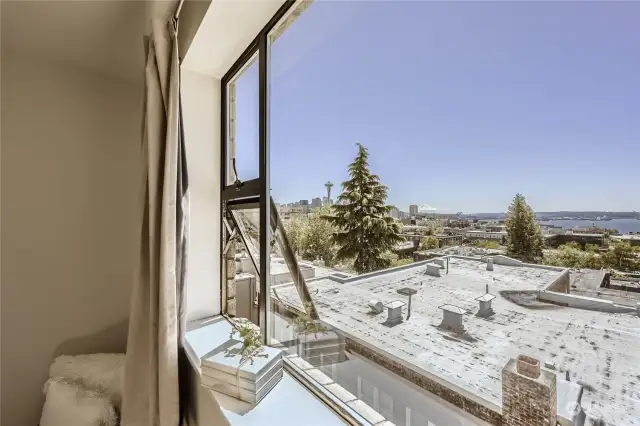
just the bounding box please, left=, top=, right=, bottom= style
left=220, top=0, right=304, bottom=342
left=218, top=3, right=394, bottom=424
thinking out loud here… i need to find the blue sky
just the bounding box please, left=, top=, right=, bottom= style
left=233, top=1, right=639, bottom=213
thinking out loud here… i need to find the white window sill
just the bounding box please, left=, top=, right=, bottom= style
left=184, top=316, right=349, bottom=426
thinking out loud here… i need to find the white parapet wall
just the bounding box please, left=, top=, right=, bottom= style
left=538, top=291, right=636, bottom=314
left=492, top=255, right=523, bottom=267
left=432, top=258, right=446, bottom=268
left=544, top=269, right=571, bottom=293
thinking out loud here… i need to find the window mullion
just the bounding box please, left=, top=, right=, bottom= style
left=258, top=32, right=271, bottom=344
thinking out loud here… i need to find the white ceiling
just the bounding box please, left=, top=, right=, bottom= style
left=2, top=0, right=178, bottom=83
left=2, top=0, right=284, bottom=83
left=183, top=0, right=285, bottom=79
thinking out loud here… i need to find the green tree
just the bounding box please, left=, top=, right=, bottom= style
left=471, top=240, right=501, bottom=249
left=584, top=252, right=603, bottom=269
left=543, top=243, right=604, bottom=269
left=301, top=205, right=337, bottom=266
left=602, top=242, right=638, bottom=272
left=551, top=244, right=585, bottom=268
left=382, top=252, right=414, bottom=268
left=420, top=235, right=440, bottom=250
left=504, top=193, right=544, bottom=262
left=326, top=143, right=402, bottom=273
left=283, top=215, right=307, bottom=255
left=584, top=244, right=599, bottom=253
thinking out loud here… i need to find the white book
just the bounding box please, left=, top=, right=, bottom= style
left=201, top=341, right=283, bottom=383
left=202, top=368, right=283, bottom=404
left=201, top=357, right=283, bottom=393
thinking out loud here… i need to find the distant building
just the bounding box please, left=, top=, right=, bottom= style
left=278, top=205, right=305, bottom=221
left=448, top=219, right=470, bottom=229
left=610, top=234, right=640, bottom=246
left=409, top=204, right=418, bottom=216
left=545, top=232, right=606, bottom=248
left=390, top=206, right=400, bottom=219
left=299, top=200, right=309, bottom=214
left=464, top=230, right=507, bottom=244
left=436, top=234, right=463, bottom=247
left=311, top=197, right=322, bottom=209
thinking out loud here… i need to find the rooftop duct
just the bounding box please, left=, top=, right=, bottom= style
left=368, top=299, right=383, bottom=314
left=438, top=304, right=466, bottom=334
left=433, top=258, right=446, bottom=268
left=384, top=301, right=405, bottom=325
left=487, top=258, right=494, bottom=271
left=426, top=263, right=442, bottom=277
left=476, top=293, right=496, bottom=317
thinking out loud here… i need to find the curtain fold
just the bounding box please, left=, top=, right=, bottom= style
left=121, top=17, right=189, bottom=426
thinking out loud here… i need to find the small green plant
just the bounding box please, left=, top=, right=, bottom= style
left=470, top=240, right=501, bottom=250
left=290, top=302, right=326, bottom=336
left=229, top=318, right=265, bottom=361
left=420, top=235, right=440, bottom=250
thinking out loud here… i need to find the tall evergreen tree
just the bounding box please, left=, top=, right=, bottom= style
left=326, top=144, right=402, bottom=273
left=505, top=193, right=544, bottom=262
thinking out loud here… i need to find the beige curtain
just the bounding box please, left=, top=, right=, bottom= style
left=121, top=17, right=189, bottom=426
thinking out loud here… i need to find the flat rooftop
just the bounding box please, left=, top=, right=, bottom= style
left=274, top=257, right=640, bottom=425
left=570, top=269, right=640, bottom=307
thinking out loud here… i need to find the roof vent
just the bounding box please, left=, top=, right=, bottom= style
left=432, top=258, right=446, bottom=268
left=438, top=304, right=466, bottom=334
left=487, top=258, right=494, bottom=271
left=476, top=293, right=496, bottom=317
left=425, top=263, right=442, bottom=277
left=384, top=301, right=406, bottom=325
left=368, top=299, right=383, bottom=314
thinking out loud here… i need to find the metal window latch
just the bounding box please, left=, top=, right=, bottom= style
left=232, top=158, right=243, bottom=191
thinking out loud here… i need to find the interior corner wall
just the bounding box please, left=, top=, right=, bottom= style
left=181, top=67, right=221, bottom=321
left=1, top=51, right=142, bottom=425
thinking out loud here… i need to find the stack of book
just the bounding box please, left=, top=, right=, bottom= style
left=200, top=341, right=283, bottom=404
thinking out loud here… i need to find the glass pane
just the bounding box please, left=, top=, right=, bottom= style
left=269, top=218, right=309, bottom=352
left=266, top=1, right=640, bottom=426
left=226, top=53, right=259, bottom=185
left=231, top=208, right=260, bottom=274
left=224, top=207, right=261, bottom=326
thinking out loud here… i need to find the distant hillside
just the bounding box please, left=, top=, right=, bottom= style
left=535, top=211, right=639, bottom=220
left=462, top=212, right=639, bottom=220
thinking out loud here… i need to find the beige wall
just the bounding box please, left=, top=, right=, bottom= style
left=181, top=68, right=222, bottom=321
left=1, top=51, right=141, bottom=425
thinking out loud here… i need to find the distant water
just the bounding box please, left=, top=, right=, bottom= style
left=538, top=219, right=640, bottom=234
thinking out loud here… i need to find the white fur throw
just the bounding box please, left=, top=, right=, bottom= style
left=49, top=353, right=125, bottom=409
left=40, top=378, right=118, bottom=426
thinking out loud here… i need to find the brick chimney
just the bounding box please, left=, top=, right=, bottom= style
left=502, top=355, right=557, bottom=426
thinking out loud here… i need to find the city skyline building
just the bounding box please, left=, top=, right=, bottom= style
left=325, top=181, right=334, bottom=206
